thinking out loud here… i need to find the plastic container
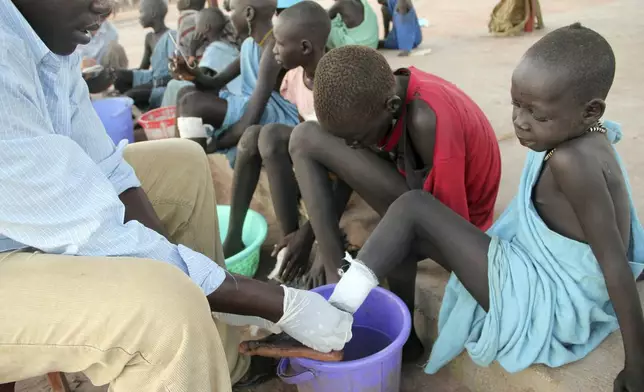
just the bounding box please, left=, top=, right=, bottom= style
left=92, top=97, right=134, bottom=144
left=138, top=106, right=177, bottom=140
left=216, top=205, right=267, bottom=277
left=278, top=285, right=412, bottom=392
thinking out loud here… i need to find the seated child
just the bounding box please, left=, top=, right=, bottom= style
left=176, top=0, right=207, bottom=58
left=327, top=24, right=644, bottom=389
left=378, top=0, right=422, bottom=56
left=288, top=45, right=501, bottom=357
left=78, top=11, right=128, bottom=70
left=113, top=0, right=176, bottom=109
left=327, top=0, right=379, bottom=49
left=222, top=1, right=329, bottom=260
left=162, top=7, right=242, bottom=107
left=176, top=0, right=299, bottom=167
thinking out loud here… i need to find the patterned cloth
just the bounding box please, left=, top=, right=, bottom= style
left=0, top=0, right=226, bottom=295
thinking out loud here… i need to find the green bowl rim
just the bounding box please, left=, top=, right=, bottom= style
left=217, top=205, right=268, bottom=268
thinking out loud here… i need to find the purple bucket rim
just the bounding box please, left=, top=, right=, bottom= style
left=293, top=284, right=412, bottom=371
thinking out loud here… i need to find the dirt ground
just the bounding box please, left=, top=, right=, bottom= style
left=14, top=0, right=644, bottom=390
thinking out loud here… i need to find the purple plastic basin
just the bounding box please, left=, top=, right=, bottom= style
left=278, top=284, right=412, bottom=392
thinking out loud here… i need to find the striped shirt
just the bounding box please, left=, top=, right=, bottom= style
left=0, top=0, right=225, bottom=295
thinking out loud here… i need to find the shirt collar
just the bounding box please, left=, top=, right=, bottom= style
left=0, top=0, right=53, bottom=63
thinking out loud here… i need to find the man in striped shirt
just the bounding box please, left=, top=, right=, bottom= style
left=0, top=0, right=352, bottom=391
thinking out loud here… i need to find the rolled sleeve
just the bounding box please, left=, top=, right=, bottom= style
left=97, top=139, right=141, bottom=194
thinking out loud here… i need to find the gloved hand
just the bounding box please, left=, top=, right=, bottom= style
left=275, top=285, right=353, bottom=353
left=328, top=259, right=379, bottom=314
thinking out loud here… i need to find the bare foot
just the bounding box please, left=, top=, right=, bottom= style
left=223, top=237, right=245, bottom=259
left=402, top=331, right=426, bottom=363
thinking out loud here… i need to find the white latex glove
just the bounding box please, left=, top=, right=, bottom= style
left=213, top=313, right=282, bottom=334
left=328, top=259, right=379, bottom=314
left=275, top=285, right=353, bottom=353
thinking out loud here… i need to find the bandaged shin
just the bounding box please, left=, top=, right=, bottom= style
left=328, top=259, right=378, bottom=314
left=177, top=117, right=208, bottom=139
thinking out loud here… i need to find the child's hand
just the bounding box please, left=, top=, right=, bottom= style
left=273, top=227, right=315, bottom=283
left=169, top=56, right=197, bottom=81
left=614, top=366, right=644, bottom=391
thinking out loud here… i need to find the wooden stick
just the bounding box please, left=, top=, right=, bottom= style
left=47, top=373, right=71, bottom=392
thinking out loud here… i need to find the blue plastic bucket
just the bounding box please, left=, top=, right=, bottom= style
left=92, top=97, right=134, bottom=144
left=278, top=285, right=412, bottom=392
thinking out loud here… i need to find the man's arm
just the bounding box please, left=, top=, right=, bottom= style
left=216, top=40, right=283, bottom=149
left=551, top=149, right=644, bottom=366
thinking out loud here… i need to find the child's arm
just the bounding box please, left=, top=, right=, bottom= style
left=550, top=148, right=644, bottom=373
left=328, top=0, right=344, bottom=19
left=194, top=57, right=241, bottom=90
left=139, top=33, right=153, bottom=70
left=217, top=40, right=282, bottom=149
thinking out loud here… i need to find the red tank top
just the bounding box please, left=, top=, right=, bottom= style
left=378, top=67, right=501, bottom=231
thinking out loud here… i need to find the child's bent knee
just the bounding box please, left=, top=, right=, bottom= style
left=258, top=124, right=290, bottom=159
left=391, top=190, right=426, bottom=213
left=236, top=125, right=262, bottom=158
left=288, top=121, right=323, bottom=157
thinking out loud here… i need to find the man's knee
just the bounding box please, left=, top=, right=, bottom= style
left=288, top=121, right=324, bottom=158
left=258, top=123, right=291, bottom=160
left=236, top=125, right=262, bottom=162
left=125, top=138, right=210, bottom=182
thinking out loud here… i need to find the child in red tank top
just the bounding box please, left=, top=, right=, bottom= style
left=378, top=67, right=500, bottom=230
left=286, top=46, right=502, bottom=361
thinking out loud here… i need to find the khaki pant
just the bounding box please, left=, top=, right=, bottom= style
left=0, top=139, right=249, bottom=391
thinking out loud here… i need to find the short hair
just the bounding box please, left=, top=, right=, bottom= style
left=524, top=22, right=615, bottom=103
left=197, top=7, right=227, bottom=32
left=277, top=1, right=331, bottom=48
left=142, top=0, right=169, bottom=16
left=314, top=46, right=395, bottom=132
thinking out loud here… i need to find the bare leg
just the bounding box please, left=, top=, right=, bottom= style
left=289, top=121, right=409, bottom=279
left=358, top=190, right=491, bottom=310
left=258, top=124, right=299, bottom=236
left=223, top=125, right=263, bottom=258
left=177, top=89, right=228, bottom=130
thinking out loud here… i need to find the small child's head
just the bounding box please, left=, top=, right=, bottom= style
left=314, top=46, right=399, bottom=146
left=195, top=7, right=229, bottom=42
left=139, top=0, right=168, bottom=28
left=512, top=23, right=615, bottom=152
left=273, top=1, right=330, bottom=70
left=229, top=0, right=277, bottom=38
left=176, top=0, right=207, bottom=12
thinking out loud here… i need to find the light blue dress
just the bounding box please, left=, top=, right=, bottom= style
left=213, top=37, right=299, bottom=166
left=132, top=30, right=176, bottom=108
left=426, top=121, right=644, bottom=374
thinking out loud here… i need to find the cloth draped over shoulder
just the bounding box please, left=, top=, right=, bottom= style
left=209, top=37, right=299, bottom=166
left=327, top=0, right=379, bottom=49
left=382, top=0, right=422, bottom=51
left=425, top=120, right=644, bottom=374
left=488, top=0, right=543, bottom=36
left=132, top=29, right=176, bottom=108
